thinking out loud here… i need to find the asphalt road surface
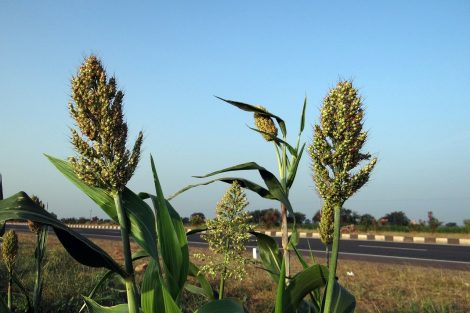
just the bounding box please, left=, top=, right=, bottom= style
left=6, top=224, right=470, bottom=270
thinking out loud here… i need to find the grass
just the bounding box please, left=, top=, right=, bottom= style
left=1, top=232, right=469, bottom=313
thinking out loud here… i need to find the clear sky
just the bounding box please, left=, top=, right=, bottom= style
left=1, top=1, right=469, bottom=223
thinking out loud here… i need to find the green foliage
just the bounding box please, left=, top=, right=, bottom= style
left=382, top=211, right=410, bottom=226
left=260, top=208, right=281, bottom=228
left=189, top=213, right=206, bottom=226
left=427, top=211, right=442, bottom=233
left=359, top=214, right=376, bottom=231
left=0, top=192, right=126, bottom=277
left=464, top=219, right=470, bottom=233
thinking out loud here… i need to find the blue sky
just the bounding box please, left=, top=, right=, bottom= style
left=1, top=1, right=469, bottom=223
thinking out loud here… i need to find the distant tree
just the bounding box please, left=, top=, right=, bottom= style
left=427, top=211, right=442, bottom=233
left=190, top=212, right=206, bottom=226
left=464, top=219, right=470, bottom=233
left=359, top=214, right=376, bottom=231
left=312, top=210, right=321, bottom=223
left=260, top=208, right=280, bottom=228
left=445, top=222, right=457, bottom=227
left=287, top=212, right=306, bottom=224
left=383, top=211, right=410, bottom=226
left=340, top=209, right=360, bottom=225
left=248, top=210, right=262, bottom=224
left=181, top=217, right=189, bottom=225
left=304, top=218, right=311, bottom=225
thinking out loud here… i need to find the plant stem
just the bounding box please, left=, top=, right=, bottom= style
left=281, top=135, right=291, bottom=280
left=280, top=202, right=290, bottom=279
left=323, top=204, right=341, bottom=313
left=33, top=256, right=41, bottom=313
left=7, top=273, right=12, bottom=309
left=219, top=240, right=229, bottom=300
left=114, top=193, right=139, bottom=313
left=218, top=269, right=226, bottom=300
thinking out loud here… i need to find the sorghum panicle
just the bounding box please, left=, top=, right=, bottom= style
left=254, top=106, right=278, bottom=141
left=68, top=55, right=143, bottom=193
left=2, top=230, right=18, bottom=272
left=196, top=181, right=253, bottom=281
left=309, top=80, right=377, bottom=239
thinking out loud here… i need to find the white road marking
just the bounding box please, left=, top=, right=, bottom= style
left=358, top=244, right=427, bottom=252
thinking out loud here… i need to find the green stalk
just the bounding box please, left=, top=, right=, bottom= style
left=33, top=257, right=42, bottom=313
left=323, top=204, right=341, bottom=313
left=278, top=135, right=291, bottom=280
left=7, top=273, right=12, bottom=309
left=218, top=240, right=229, bottom=299
left=218, top=269, right=226, bottom=300
left=33, top=227, right=47, bottom=313
left=114, top=193, right=139, bottom=313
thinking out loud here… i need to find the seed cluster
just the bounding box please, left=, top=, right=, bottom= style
left=254, top=106, right=278, bottom=141
left=2, top=230, right=18, bottom=273
left=196, top=181, right=253, bottom=281
left=309, top=81, right=377, bottom=244
left=319, top=201, right=334, bottom=245
left=68, top=55, right=143, bottom=193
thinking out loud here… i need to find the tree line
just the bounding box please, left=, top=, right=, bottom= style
left=183, top=210, right=470, bottom=233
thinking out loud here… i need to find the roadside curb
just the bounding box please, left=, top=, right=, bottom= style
left=187, top=228, right=470, bottom=246
left=6, top=222, right=469, bottom=246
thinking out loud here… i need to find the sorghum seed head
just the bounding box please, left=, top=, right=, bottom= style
left=254, top=106, right=278, bottom=141
left=2, top=230, right=18, bottom=272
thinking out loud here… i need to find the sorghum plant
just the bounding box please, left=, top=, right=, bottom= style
left=2, top=230, right=18, bottom=310
left=195, top=181, right=252, bottom=299
left=172, top=97, right=307, bottom=280
left=68, top=55, right=143, bottom=313
left=309, top=80, right=377, bottom=312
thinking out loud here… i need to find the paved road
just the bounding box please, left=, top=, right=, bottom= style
left=6, top=224, right=470, bottom=269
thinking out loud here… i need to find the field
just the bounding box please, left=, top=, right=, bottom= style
left=1, top=232, right=469, bottom=313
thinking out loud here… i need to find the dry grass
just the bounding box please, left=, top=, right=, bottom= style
left=2, top=232, right=469, bottom=313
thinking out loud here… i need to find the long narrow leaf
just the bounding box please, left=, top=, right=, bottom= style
left=193, top=162, right=293, bottom=214
left=216, top=96, right=287, bottom=137
left=328, top=281, right=356, bottom=313
left=286, top=143, right=305, bottom=189
left=187, top=262, right=215, bottom=300
left=299, top=96, right=307, bottom=133
left=274, top=257, right=286, bottom=313
left=12, top=272, right=32, bottom=311
left=149, top=155, right=186, bottom=300
left=141, top=259, right=163, bottom=313
left=80, top=270, right=121, bottom=313
left=251, top=231, right=282, bottom=282
left=168, top=177, right=274, bottom=201
left=83, top=297, right=130, bottom=313
left=247, top=126, right=296, bottom=155
left=141, top=261, right=182, bottom=313
left=282, top=264, right=328, bottom=313
left=0, top=192, right=126, bottom=277
left=46, top=155, right=158, bottom=260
